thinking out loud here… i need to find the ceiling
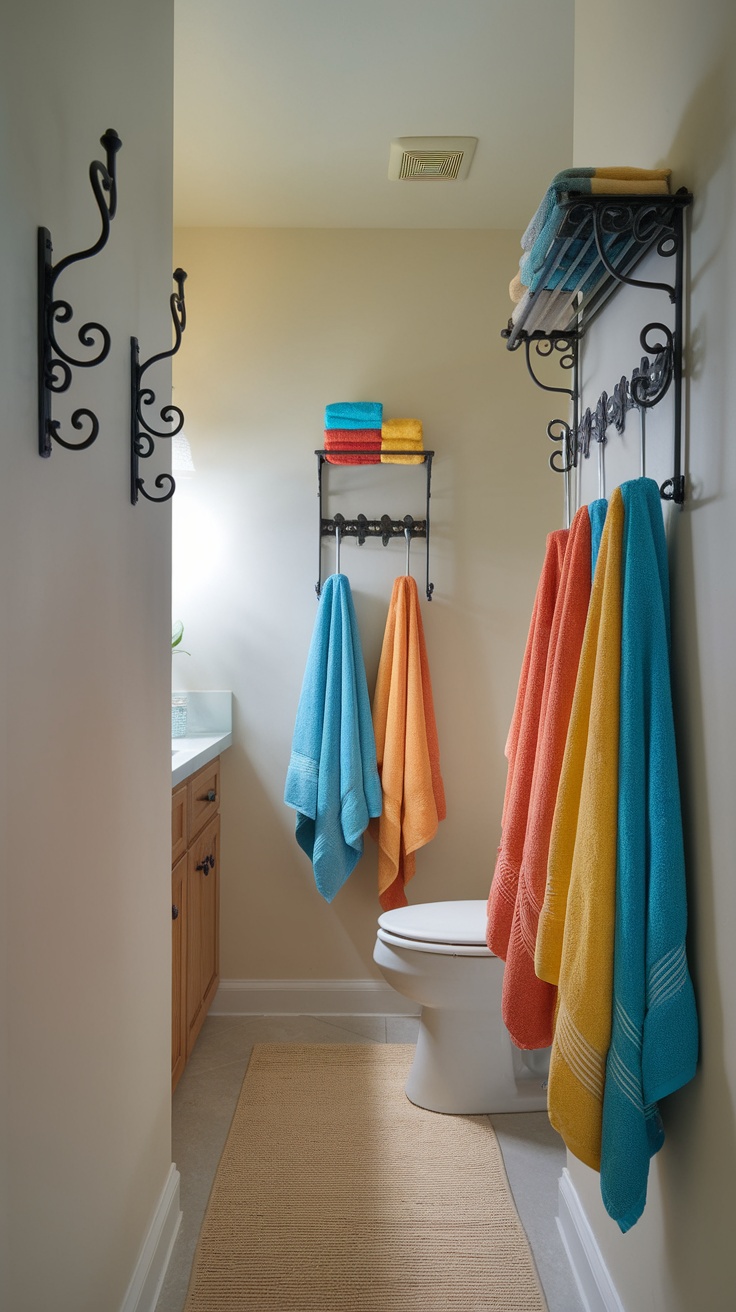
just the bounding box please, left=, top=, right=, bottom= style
left=174, top=0, right=575, bottom=230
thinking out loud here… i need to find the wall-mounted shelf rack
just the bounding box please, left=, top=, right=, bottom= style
left=501, top=189, right=692, bottom=508
left=315, top=449, right=434, bottom=601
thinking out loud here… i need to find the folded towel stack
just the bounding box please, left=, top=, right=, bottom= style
left=324, top=402, right=383, bottom=465
left=381, top=418, right=424, bottom=466
left=510, top=167, right=672, bottom=317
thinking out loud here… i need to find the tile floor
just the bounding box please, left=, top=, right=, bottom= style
left=154, top=1015, right=584, bottom=1312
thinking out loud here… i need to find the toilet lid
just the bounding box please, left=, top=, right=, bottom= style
left=377, top=900, right=489, bottom=947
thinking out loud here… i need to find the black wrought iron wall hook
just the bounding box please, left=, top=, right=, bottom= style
left=130, top=269, right=188, bottom=504
left=37, top=128, right=122, bottom=457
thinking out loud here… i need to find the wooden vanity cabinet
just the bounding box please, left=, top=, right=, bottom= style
left=171, top=757, right=221, bottom=1090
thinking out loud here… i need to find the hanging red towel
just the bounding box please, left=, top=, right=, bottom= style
left=501, top=506, right=592, bottom=1048
left=486, top=529, right=568, bottom=957
left=369, top=576, right=446, bottom=909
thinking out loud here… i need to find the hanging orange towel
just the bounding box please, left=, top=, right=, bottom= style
left=369, top=576, right=446, bottom=909
left=501, top=506, right=592, bottom=1049
left=486, top=529, right=568, bottom=957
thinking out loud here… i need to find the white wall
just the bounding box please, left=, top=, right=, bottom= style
left=1, top=3, right=175, bottom=1308
left=568, top=2, right=736, bottom=1308
left=172, top=227, right=562, bottom=983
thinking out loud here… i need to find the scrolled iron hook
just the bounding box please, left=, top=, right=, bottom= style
left=130, top=269, right=189, bottom=505
left=37, top=128, right=122, bottom=456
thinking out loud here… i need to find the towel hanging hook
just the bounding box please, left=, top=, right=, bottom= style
left=404, top=522, right=412, bottom=576
left=334, top=512, right=343, bottom=575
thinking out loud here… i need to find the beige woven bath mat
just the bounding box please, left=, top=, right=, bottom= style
left=184, top=1043, right=547, bottom=1311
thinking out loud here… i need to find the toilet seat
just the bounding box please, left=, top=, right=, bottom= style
left=377, top=900, right=494, bottom=957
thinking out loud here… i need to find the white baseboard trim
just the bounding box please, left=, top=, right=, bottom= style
left=120, top=1163, right=181, bottom=1312
left=557, top=1168, right=625, bottom=1312
left=211, top=978, right=420, bottom=1017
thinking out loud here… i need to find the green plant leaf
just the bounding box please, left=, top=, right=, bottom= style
left=171, top=620, right=190, bottom=654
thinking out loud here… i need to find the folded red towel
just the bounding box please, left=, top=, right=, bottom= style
left=325, top=428, right=382, bottom=464
left=325, top=429, right=382, bottom=445
left=326, top=451, right=381, bottom=464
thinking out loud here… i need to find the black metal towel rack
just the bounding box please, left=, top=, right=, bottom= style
left=501, top=189, right=692, bottom=509
left=315, top=449, right=435, bottom=601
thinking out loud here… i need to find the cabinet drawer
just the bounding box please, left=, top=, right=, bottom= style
left=172, top=783, right=188, bottom=866
left=188, top=758, right=220, bottom=841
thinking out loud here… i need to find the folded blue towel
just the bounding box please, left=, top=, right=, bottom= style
left=589, top=498, right=608, bottom=577
left=284, top=574, right=382, bottom=902
left=325, top=402, right=383, bottom=431
left=600, top=478, right=698, bottom=1232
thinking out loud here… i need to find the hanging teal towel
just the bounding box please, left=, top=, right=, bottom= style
left=284, top=574, right=382, bottom=902
left=600, top=477, right=698, bottom=1233
left=589, top=498, right=608, bottom=576
left=324, top=402, right=383, bottom=431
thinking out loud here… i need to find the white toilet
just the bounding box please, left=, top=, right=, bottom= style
left=373, top=899, right=550, bottom=1115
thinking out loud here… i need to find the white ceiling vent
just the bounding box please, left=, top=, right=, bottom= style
left=388, top=136, right=477, bottom=181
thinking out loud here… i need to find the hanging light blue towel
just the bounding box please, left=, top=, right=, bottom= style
left=284, top=574, right=382, bottom=902
left=324, top=402, right=383, bottom=431
left=589, top=498, right=608, bottom=576
left=600, top=478, right=698, bottom=1232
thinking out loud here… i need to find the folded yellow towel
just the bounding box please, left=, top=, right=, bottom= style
left=589, top=177, right=670, bottom=195
left=542, top=489, right=623, bottom=1172
left=381, top=418, right=425, bottom=465
left=382, top=418, right=423, bottom=442
left=590, top=167, right=671, bottom=181
left=509, top=271, right=525, bottom=304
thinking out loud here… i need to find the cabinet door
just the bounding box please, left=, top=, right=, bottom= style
left=172, top=784, right=188, bottom=867
left=172, top=855, right=187, bottom=1091
left=186, top=813, right=220, bottom=1056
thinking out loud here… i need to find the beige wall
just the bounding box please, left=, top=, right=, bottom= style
left=172, top=227, right=561, bottom=981
left=569, top=2, right=736, bottom=1308
left=1, top=2, right=175, bottom=1308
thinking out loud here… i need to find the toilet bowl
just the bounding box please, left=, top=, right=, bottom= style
left=373, top=899, right=550, bottom=1115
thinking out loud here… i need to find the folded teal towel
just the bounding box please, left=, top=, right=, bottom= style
left=521, top=197, right=630, bottom=296
left=600, top=478, right=698, bottom=1233
left=325, top=402, right=383, bottom=431
left=589, top=498, right=608, bottom=576
left=284, top=573, right=382, bottom=902
left=521, top=168, right=598, bottom=249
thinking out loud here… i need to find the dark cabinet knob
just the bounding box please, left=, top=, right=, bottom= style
left=172, top=904, right=179, bottom=920
left=199, top=789, right=217, bottom=803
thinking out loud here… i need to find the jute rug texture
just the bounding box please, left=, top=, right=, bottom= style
left=184, top=1043, right=548, bottom=1311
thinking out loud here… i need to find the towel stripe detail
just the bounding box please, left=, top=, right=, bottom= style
left=556, top=1004, right=605, bottom=1102
left=288, top=751, right=319, bottom=779
left=647, top=944, right=688, bottom=1010
left=607, top=1044, right=643, bottom=1112
left=613, top=999, right=641, bottom=1051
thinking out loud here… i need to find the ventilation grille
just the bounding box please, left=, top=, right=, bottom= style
left=399, top=150, right=465, bottom=180
left=388, top=136, right=477, bottom=182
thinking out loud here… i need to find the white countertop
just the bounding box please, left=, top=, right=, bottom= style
left=171, top=730, right=233, bottom=786
left=171, top=691, right=233, bottom=786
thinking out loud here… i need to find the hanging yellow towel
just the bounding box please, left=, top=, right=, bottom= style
left=381, top=418, right=424, bottom=465
left=543, top=489, right=623, bottom=1172
left=369, top=576, right=446, bottom=909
